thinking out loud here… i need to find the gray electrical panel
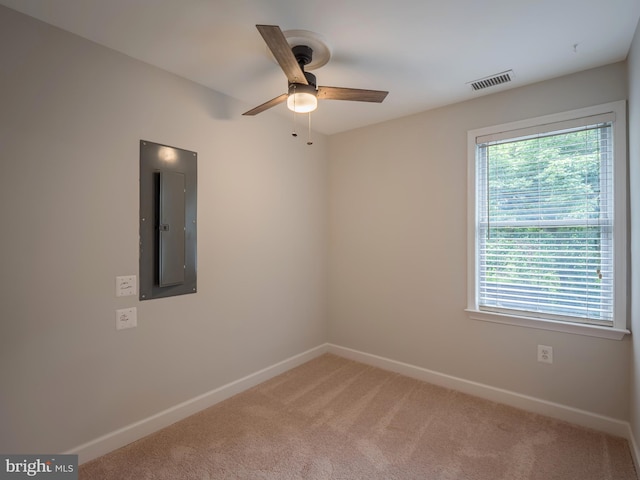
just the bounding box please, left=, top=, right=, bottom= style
left=139, top=140, right=197, bottom=300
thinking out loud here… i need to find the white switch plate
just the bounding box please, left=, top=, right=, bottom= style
left=538, top=345, right=553, bottom=364
left=116, top=275, right=137, bottom=297
left=116, top=307, right=137, bottom=330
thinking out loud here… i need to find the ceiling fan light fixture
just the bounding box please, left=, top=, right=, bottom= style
left=287, top=83, right=317, bottom=113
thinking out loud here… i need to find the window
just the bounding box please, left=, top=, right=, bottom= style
left=467, top=101, right=628, bottom=339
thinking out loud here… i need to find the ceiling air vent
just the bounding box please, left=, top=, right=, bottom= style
left=468, top=70, right=514, bottom=91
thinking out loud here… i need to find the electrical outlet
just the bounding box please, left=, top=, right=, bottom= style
left=116, top=307, right=137, bottom=330
left=538, top=345, right=553, bottom=364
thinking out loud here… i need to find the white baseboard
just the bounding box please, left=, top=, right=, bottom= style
left=67, top=344, right=329, bottom=464
left=327, top=344, right=632, bottom=440
left=627, top=423, right=640, bottom=479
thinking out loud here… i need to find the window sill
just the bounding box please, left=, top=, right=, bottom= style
left=465, top=309, right=630, bottom=340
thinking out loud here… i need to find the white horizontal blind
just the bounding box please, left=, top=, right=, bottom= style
left=476, top=120, right=614, bottom=325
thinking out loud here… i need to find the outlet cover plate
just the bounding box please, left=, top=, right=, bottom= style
left=538, top=345, right=553, bottom=364
left=116, top=307, right=137, bottom=330
left=116, top=275, right=137, bottom=297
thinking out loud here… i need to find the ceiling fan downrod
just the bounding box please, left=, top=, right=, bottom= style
left=292, top=45, right=317, bottom=89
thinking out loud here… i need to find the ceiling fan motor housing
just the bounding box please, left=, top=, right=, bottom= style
left=304, top=71, right=317, bottom=88
left=292, top=45, right=313, bottom=66
left=288, top=82, right=317, bottom=97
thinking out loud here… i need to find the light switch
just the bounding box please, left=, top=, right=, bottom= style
left=116, top=307, right=137, bottom=330
left=116, top=275, right=137, bottom=297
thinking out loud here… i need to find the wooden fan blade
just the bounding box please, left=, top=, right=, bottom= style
left=317, top=86, right=388, bottom=103
left=256, top=25, right=308, bottom=85
left=242, top=93, right=288, bottom=116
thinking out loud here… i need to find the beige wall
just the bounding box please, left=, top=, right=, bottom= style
left=627, top=16, right=640, bottom=455
left=0, top=6, right=327, bottom=454
left=2, top=1, right=637, bottom=460
left=328, top=62, right=631, bottom=419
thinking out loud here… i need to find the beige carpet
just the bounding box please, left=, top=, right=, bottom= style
left=79, top=354, right=637, bottom=479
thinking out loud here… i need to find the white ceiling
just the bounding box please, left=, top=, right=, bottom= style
left=2, top=0, right=639, bottom=135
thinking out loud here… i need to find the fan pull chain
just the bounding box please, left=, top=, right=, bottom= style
left=292, top=110, right=298, bottom=137
left=307, top=112, right=313, bottom=145
left=291, top=86, right=298, bottom=137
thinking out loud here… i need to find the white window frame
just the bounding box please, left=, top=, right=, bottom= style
left=466, top=101, right=629, bottom=340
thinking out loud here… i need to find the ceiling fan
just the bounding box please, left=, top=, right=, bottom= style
left=242, top=25, right=389, bottom=117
